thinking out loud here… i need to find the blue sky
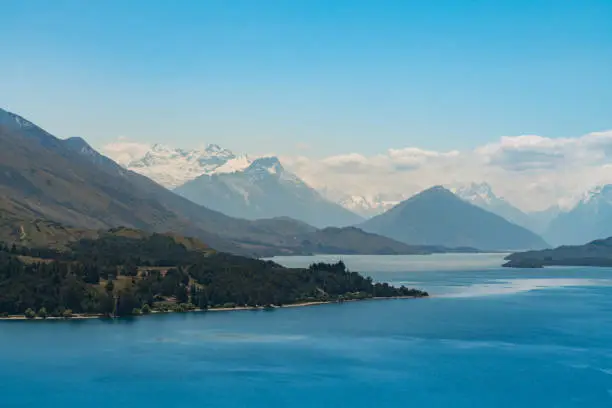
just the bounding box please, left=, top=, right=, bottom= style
left=1, top=0, right=611, bottom=158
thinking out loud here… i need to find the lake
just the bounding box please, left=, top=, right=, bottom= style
left=2, top=253, right=612, bottom=407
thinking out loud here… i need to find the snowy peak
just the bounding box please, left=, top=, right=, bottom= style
left=205, top=144, right=226, bottom=154
left=579, top=184, right=612, bottom=206
left=211, top=154, right=252, bottom=175
left=109, top=140, right=297, bottom=190
left=545, top=184, right=612, bottom=246
left=451, top=182, right=498, bottom=206
left=134, top=143, right=234, bottom=168
left=448, top=182, right=538, bottom=232
left=243, top=156, right=304, bottom=184
left=246, top=157, right=283, bottom=175
left=120, top=143, right=241, bottom=188
left=174, top=154, right=363, bottom=228
left=335, top=193, right=408, bottom=217
left=339, top=195, right=377, bottom=213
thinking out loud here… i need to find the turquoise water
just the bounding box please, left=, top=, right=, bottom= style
left=3, top=253, right=612, bottom=407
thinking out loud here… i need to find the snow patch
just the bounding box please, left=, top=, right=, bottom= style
left=121, top=143, right=237, bottom=188
left=212, top=155, right=252, bottom=175
left=450, top=182, right=498, bottom=205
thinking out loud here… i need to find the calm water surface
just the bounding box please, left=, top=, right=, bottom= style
left=2, top=253, right=612, bottom=407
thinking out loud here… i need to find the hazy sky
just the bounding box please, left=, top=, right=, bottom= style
left=2, top=0, right=612, bottom=210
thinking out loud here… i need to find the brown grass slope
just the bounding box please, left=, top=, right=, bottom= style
left=0, top=125, right=284, bottom=255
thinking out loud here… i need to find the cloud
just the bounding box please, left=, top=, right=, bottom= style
left=100, top=140, right=150, bottom=165
left=101, top=130, right=612, bottom=212
left=476, top=131, right=612, bottom=172
left=283, top=130, right=612, bottom=212
left=320, top=153, right=386, bottom=173
left=315, top=148, right=460, bottom=174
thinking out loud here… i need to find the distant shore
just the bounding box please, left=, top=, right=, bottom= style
left=0, top=295, right=424, bottom=321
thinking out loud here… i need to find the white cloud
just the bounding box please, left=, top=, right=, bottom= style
left=283, top=130, right=612, bottom=212
left=101, top=130, right=612, bottom=212
left=100, top=140, right=150, bottom=165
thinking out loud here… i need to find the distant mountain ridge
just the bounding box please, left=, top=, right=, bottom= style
left=360, top=186, right=549, bottom=251
left=544, top=184, right=612, bottom=246
left=335, top=193, right=407, bottom=217
left=450, top=182, right=535, bottom=232
left=107, top=141, right=362, bottom=227
left=175, top=157, right=364, bottom=228
left=0, top=107, right=423, bottom=257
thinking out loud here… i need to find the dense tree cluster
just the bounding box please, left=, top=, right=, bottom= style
left=0, top=251, right=113, bottom=316
left=0, top=235, right=428, bottom=318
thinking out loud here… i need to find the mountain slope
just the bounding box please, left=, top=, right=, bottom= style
left=0, top=108, right=414, bottom=256
left=0, top=111, right=252, bottom=254
left=451, top=182, right=534, bottom=231
left=545, top=185, right=612, bottom=246
left=297, top=227, right=434, bottom=255
left=359, top=186, right=548, bottom=251
left=529, top=205, right=561, bottom=236
left=174, top=157, right=364, bottom=228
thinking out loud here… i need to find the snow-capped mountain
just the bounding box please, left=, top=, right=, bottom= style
left=545, top=184, right=612, bottom=245
left=579, top=184, right=612, bottom=206
left=452, top=182, right=498, bottom=206
left=449, top=182, right=534, bottom=232
left=120, top=143, right=250, bottom=188
left=336, top=194, right=407, bottom=218
left=359, top=186, right=548, bottom=251
left=103, top=141, right=362, bottom=226
left=175, top=156, right=363, bottom=228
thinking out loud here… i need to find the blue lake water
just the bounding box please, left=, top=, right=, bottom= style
left=2, top=253, right=612, bottom=407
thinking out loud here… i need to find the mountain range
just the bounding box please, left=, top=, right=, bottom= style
left=439, top=181, right=612, bottom=247
left=6, top=106, right=612, bottom=252
left=449, top=182, right=565, bottom=236
left=122, top=143, right=251, bottom=189
left=112, top=143, right=363, bottom=228
left=114, top=142, right=556, bottom=248
left=332, top=183, right=558, bottom=238
left=174, top=157, right=363, bottom=227
left=0, top=108, right=451, bottom=256
left=450, top=183, right=533, bottom=231
left=360, top=186, right=549, bottom=251
left=110, top=141, right=599, bottom=247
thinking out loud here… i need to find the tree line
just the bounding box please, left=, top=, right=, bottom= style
left=0, top=234, right=428, bottom=318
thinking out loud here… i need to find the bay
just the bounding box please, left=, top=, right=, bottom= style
left=2, top=253, right=612, bottom=407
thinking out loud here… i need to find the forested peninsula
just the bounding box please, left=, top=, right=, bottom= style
left=0, top=228, right=427, bottom=319
left=504, top=237, right=612, bottom=268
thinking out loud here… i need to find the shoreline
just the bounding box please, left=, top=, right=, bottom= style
left=0, top=295, right=425, bottom=321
